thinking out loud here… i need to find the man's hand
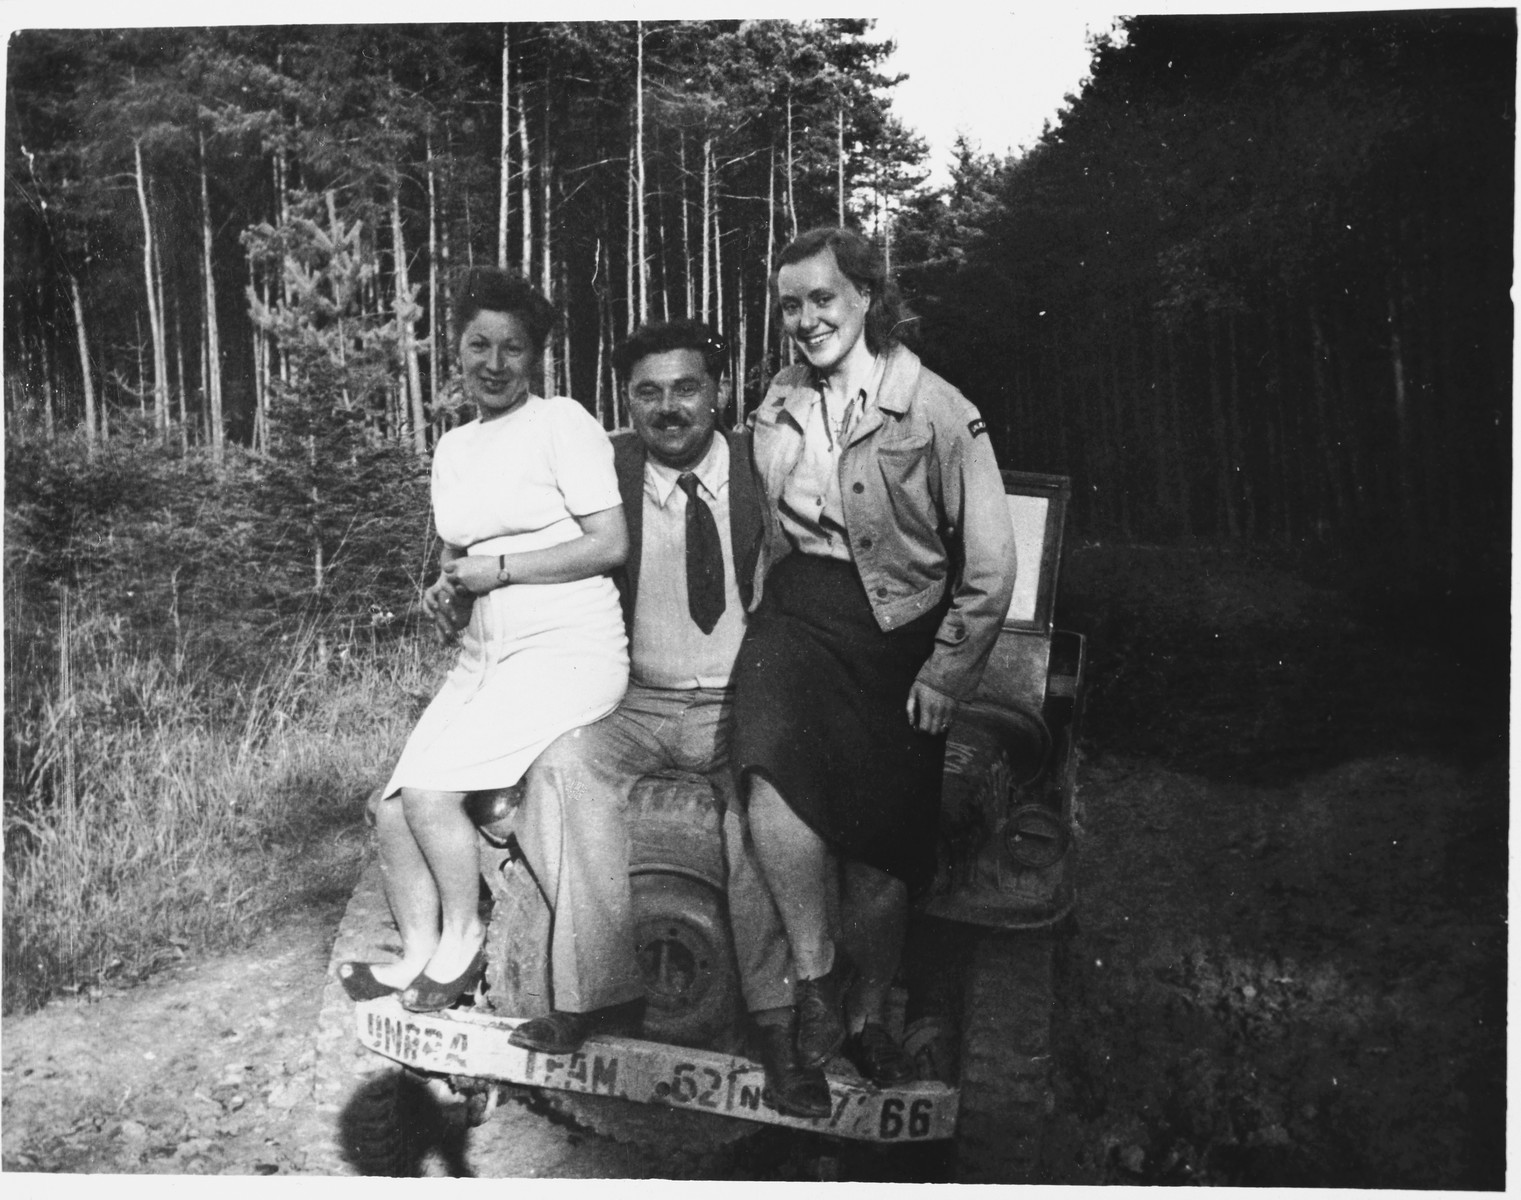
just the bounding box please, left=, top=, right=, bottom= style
left=442, top=555, right=506, bottom=597
left=906, top=680, right=958, bottom=736
left=421, top=574, right=473, bottom=643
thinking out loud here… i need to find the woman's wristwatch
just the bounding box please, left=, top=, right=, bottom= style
left=496, top=554, right=512, bottom=586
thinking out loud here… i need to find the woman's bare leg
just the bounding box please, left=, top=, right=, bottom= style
left=400, top=787, right=486, bottom=981
left=370, top=790, right=442, bottom=989
left=747, top=774, right=835, bottom=980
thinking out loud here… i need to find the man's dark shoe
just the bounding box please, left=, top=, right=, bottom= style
left=794, top=953, right=856, bottom=1068
left=844, top=1022, right=916, bottom=1086
left=508, top=998, right=644, bottom=1054
left=756, top=1023, right=832, bottom=1119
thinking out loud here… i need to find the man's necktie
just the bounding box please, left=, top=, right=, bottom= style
left=678, top=472, right=726, bottom=635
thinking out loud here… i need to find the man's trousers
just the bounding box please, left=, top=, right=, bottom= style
left=516, top=683, right=793, bottom=1014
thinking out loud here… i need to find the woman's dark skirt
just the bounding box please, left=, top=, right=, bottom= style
left=733, top=553, right=947, bottom=895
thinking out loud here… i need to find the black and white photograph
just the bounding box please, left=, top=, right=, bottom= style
left=1, top=1, right=1510, bottom=1186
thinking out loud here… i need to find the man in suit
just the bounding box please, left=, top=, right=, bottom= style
left=506, top=320, right=828, bottom=1118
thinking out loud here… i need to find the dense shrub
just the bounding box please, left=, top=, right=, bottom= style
left=5, top=420, right=432, bottom=805
left=3, top=415, right=440, bottom=1012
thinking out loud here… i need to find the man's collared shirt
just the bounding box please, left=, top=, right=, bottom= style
left=632, top=435, right=747, bottom=688
left=776, top=356, right=885, bottom=561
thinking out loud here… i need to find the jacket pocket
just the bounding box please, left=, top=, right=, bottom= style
left=876, top=433, right=931, bottom=457
left=873, top=439, right=937, bottom=538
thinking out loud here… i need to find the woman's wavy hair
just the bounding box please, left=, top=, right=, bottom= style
left=770, top=226, right=907, bottom=356
left=450, top=266, right=558, bottom=354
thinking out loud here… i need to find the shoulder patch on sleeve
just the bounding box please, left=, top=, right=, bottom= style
left=968, top=417, right=988, bottom=439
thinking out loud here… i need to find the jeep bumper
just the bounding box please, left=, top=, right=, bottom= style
left=355, top=997, right=958, bottom=1142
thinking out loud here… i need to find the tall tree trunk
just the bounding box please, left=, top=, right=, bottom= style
left=247, top=246, right=267, bottom=451
left=713, top=195, right=724, bottom=342
left=518, top=77, right=532, bottom=277
left=272, top=155, right=290, bottom=391
left=498, top=24, right=511, bottom=269
left=132, top=138, right=169, bottom=428
left=324, top=190, right=354, bottom=412
left=763, top=143, right=775, bottom=375
left=438, top=141, right=455, bottom=438
left=308, top=427, right=323, bottom=593
left=199, top=129, right=224, bottom=461
left=558, top=237, right=572, bottom=403
left=625, top=147, right=636, bottom=333
left=439, top=174, right=453, bottom=374
left=837, top=104, right=845, bottom=226
left=67, top=276, right=95, bottom=444
left=152, top=222, right=168, bottom=440
left=736, top=261, right=748, bottom=422
left=785, top=90, right=798, bottom=238
left=540, top=100, right=556, bottom=396
left=657, top=166, right=671, bottom=322
left=635, top=22, right=648, bottom=322
left=462, top=156, right=476, bottom=269
left=135, top=313, right=147, bottom=415
left=199, top=278, right=210, bottom=445
left=594, top=236, right=607, bottom=425
left=391, top=174, right=427, bottom=455
left=41, top=334, right=55, bottom=438
left=173, top=291, right=188, bottom=451
left=680, top=133, right=694, bottom=317
left=701, top=137, right=712, bottom=322
left=427, top=128, right=440, bottom=421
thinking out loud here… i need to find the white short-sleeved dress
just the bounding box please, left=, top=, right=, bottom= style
left=382, top=395, right=630, bottom=798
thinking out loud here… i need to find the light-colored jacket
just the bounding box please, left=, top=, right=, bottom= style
left=749, top=343, right=1017, bottom=701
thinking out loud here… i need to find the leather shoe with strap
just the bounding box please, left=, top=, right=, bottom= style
left=845, top=1021, right=916, bottom=1087
left=794, top=952, right=856, bottom=1069
left=400, top=945, right=487, bottom=1014
left=508, top=999, right=644, bottom=1054
left=755, top=1022, right=832, bottom=1119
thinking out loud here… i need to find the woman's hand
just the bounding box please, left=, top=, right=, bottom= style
left=422, top=574, right=473, bottom=644
left=442, top=555, right=508, bottom=597
left=906, top=680, right=958, bottom=736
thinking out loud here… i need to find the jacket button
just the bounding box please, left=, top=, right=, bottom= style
left=860, top=538, right=873, bottom=550
left=852, top=482, right=864, bottom=494
left=875, top=586, right=889, bottom=598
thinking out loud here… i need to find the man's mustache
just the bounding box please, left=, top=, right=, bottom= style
left=650, top=414, right=691, bottom=429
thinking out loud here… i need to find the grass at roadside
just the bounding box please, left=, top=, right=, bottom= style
left=2, top=591, right=446, bottom=1015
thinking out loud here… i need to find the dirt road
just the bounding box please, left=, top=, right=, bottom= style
left=1, top=862, right=871, bottom=1180
left=0, top=882, right=769, bottom=1179
left=3, top=902, right=348, bottom=1176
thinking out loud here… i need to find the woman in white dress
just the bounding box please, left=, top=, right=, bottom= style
left=340, top=268, right=629, bottom=1013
